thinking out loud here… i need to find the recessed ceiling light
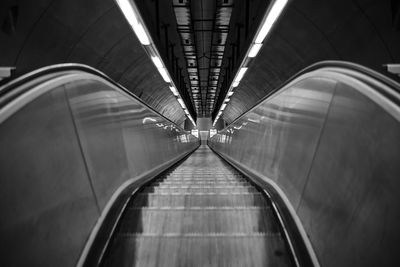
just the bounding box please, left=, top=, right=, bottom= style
left=255, top=0, right=288, bottom=44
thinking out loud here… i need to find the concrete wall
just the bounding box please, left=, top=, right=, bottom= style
left=0, top=71, right=198, bottom=267
left=209, top=67, right=400, bottom=266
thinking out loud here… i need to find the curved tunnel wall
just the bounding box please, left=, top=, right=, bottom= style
left=0, top=71, right=198, bottom=266
left=209, top=68, right=400, bottom=266
left=0, top=0, right=187, bottom=124
left=223, top=0, right=400, bottom=123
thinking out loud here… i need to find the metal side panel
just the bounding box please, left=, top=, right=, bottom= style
left=0, top=71, right=199, bottom=267
left=209, top=68, right=400, bottom=266
left=298, top=80, right=400, bottom=266
left=0, top=85, right=99, bottom=267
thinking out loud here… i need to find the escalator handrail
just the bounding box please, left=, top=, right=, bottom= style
left=0, top=63, right=192, bottom=132
left=215, top=60, right=400, bottom=132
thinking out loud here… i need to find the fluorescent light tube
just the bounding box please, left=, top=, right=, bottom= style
left=116, top=0, right=151, bottom=45
left=151, top=56, right=163, bottom=68
left=116, top=0, right=138, bottom=26
left=232, top=81, right=240, bottom=87
left=133, top=23, right=150, bottom=45
left=158, top=68, right=171, bottom=83
left=158, top=68, right=171, bottom=82
left=248, top=43, right=263, bottom=57
left=255, top=0, right=288, bottom=43
left=177, top=98, right=186, bottom=109
left=235, top=67, right=248, bottom=82
left=169, top=86, right=179, bottom=96
left=189, top=117, right=196, bottom=126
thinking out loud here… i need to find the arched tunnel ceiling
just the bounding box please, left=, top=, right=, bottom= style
left=223, top=0, right=400, bottom=124
left=1, top=0, right=400, bottom=126
left=0, top=0, right=187, bottom=125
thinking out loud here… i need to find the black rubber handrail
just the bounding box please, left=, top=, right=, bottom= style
left=217, top=60, right=400, bottom=131
left=0, top=63, right=191, bottom=131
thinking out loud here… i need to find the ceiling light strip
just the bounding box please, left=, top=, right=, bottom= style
left=213, top=0, right=289, bottom=127
left=115, top=0, right=196, bottom=127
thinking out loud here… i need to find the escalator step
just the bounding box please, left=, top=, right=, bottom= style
left=150, top=183, right=250, bottom=187
left=117, top=207, right=280, bottom=234
left=141, top=187, right=258, bottom=193
left=131, top=193, right=268, bottom=207
left=101, top=146, right=293, bottom=267
left=103, top=235, right=292, bottom=267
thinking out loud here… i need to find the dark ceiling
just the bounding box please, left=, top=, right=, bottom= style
left=1, top=0, right=400, bottom=125
left=172, top=0, right=233, bottom=117
left=135, top=0, right=270, bottom=119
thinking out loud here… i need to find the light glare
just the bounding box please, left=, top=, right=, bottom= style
left=133, top=23, right=150, bottom=45
left=116, top=0, right=138, bottom=26
left=158, top=68, right=171, bottom=82
left=255, top=0, right=288, bottom=43
left=177, top=98, right=186, bottom=109
left=235, top=67, right=248, bottom=82
left=248, top=43, right=263, bottom=57
left=151, top=56, right=163, bottom=68
left=116, top=0, right=151, bottom=45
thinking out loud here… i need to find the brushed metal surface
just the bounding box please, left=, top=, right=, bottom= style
left=0, top=86, right=98, bottom=267
left=209, top=69, right=400, bottom=266
left=0, top=73, right=198, bottom=266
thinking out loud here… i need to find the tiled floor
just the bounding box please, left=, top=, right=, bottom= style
left=101, top=146, right=293, bottom=266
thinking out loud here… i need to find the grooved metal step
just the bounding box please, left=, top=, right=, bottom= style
left=142, top=187, right=259, bottom=193
left=102, top=235, right=291, bottom=267
left=131, top=193, right=268, bottom=207
left=102, top=146, right=293, bottom=267
left=118, top=208, right=279, bottom=234
left=152, top=185, right=253, bottom=189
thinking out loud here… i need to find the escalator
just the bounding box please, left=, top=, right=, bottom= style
left=100, top=145, right=294, bottom=266
left=2, top=61, right=399, bottom=266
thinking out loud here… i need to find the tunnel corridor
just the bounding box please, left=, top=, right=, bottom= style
left=1, top=0, right=400, bottom=266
